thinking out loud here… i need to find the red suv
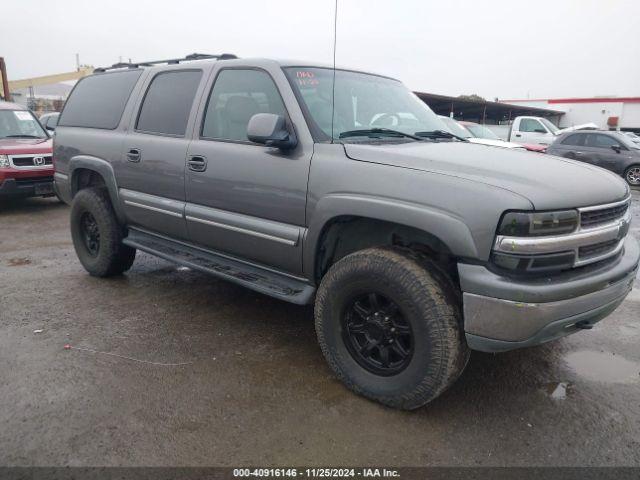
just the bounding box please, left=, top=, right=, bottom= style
left=0, top=101, right=54, bottom=199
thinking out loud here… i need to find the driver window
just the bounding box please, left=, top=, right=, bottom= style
left=586, top=134, right=624, bottom=149
left=519, top=118, right=545, bottom=133
left=202, top=69, right=286, bottom=142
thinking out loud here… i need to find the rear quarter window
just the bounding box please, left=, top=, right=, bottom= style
left=136, top=70, right=203, bottom=136
left=58, top=70, right=142, bottom=129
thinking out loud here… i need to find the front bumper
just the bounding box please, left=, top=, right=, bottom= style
left=53, top=172, right=72, bottom=204
left=0, top=176, right=55, bottom=198
left=459, top=236, right=639, bottom=352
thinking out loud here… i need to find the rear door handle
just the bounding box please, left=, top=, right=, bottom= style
left=187, top=155, right=207, bottom=172
left=126, top=148, right=141, bottom=162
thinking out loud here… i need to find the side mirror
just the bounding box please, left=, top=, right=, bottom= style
left=534, top=128, right=547, bottom=134
left=46, top=126, right=55, bottom=132
left=611, top=144, right=621, bottom=153
left=247, top=113, right=297, bottom=150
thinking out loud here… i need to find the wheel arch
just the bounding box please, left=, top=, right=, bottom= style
left=68, top=156, right=125, bottom=223
left=305, top=194, right=479, bottom=284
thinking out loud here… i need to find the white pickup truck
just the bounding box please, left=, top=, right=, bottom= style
left=489, top=116, right=598, bottom=147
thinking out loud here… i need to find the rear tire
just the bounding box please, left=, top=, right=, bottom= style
left=314, top=247, right=469, bottom=410
left=70, top=187, right=136, bottom=277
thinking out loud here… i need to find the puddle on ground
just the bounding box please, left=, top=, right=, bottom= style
left=564, top=351, right=640, bottom=384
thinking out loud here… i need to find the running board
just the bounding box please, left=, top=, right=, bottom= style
left=123, top=229, right=315, bottom=305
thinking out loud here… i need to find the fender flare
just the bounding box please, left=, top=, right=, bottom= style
left=68, top=156, right=126, bottom=223
left=304, top=194, right=479, bottom=280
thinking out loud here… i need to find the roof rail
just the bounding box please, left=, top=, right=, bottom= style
left=93, top=53, right=238, bottom=73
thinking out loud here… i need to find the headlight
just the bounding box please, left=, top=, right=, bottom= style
left=492, top=209, right=579, bottom=273
left=498, top=210, right=578, bottom=237
left=0, top=155, right=9, bottom=168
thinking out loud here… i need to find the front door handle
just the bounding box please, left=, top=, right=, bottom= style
left=515, top=133, right=522, bottom=138
left=126, top=148, right=141, bottom=162
left=187, top=155, right=207, bottom=172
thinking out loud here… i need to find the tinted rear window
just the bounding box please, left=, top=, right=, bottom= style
left=136, top=70, right=202, bottom=136
left=561, top=133, right=584, bottom=146
left=58, top=70, right=142, bottom=129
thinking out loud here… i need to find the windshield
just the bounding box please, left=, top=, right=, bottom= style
left=284, top=67, right=445, bottom=141
left=438, top=116, right=472, bottom=138
left=624, top=131, right=640, bottom=143
left=463, top=123, right=500, bottom=140
left=539, top=117, right=560, bottom=134
left=0, top=110, right=48, bottom=139
left=615, top=132, right=640, bottom=150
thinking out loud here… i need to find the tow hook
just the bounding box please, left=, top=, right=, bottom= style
left=574, top=320, right=593, bottom=330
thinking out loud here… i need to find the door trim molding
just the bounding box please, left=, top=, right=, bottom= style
left=185, top=215, right=297, bottom=246
left=124, top=200, right=184, bottom=218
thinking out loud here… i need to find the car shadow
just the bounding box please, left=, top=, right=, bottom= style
left=0, top=196, right=67, bottom=214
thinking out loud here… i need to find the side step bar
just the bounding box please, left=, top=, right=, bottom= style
left=123, top=228, right=316, bottom=305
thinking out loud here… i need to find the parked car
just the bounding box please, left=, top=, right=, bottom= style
left=0, top=101, right=55, bottom=199
left=438, top=116, right=525, bottom=149
left=489, top=116, right=598, bottom=147
left=546, top=130, right=640, bottom=186
left=54, top=56, right=638, bottom=410
left=39, top=112, right=60, bottom=133
left=458, top=120, right=549, bottom=151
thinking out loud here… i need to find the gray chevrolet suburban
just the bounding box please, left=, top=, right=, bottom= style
left=53, top=54, right=639, bottom=409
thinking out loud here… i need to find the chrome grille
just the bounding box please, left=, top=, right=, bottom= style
left=578, top=239, right=619, bottom=259
left=8, top=154, right=53, bottom=169
left=580, top=203, right=629, bottom=228
left=494, top=196, right=632, bottom=269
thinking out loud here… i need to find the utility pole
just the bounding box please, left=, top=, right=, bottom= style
left=0, top=57, right=11, bottom=101
left=75, top=53, right=80, bottom=71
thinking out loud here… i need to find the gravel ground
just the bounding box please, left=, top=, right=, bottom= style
left=0, top=191, right=639, bottom=467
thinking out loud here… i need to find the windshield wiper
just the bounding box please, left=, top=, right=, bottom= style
left=414, top=130, right=469, bottom=142
left=4, top=134, right=43, bottom=139
left=338, top=128, right=423, bottom=141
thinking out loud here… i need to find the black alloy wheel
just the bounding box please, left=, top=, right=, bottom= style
left=342, top=292, right=413, bottom=376
left=80, top=211, right=100, bottom=257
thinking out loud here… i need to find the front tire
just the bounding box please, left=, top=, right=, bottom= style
left=314, top=247, right=469, bottom=410
left=70, top=187, right=136, bottom=277
left=624, top=164, right=640, bottom=186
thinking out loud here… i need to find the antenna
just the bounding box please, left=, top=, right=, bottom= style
left=330, top=0, right=338, bottom=142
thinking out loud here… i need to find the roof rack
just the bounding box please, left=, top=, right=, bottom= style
left=93, top=53, right=238, bottom=73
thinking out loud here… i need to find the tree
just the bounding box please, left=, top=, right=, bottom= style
left=458, top=94, right=486, bottom=103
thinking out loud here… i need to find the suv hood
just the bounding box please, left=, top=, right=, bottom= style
left=468, top=138, right=524, bottom=149
left=343, top=141, right=628, bottom=210
left=557, top=123, right=599, bottom=134
left=0, top=137, right=52, bottom=155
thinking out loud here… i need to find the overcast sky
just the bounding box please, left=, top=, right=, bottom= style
left=2, top=0, right=639, bottom=100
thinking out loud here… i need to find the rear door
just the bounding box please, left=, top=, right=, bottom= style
left=552, top=133, right=587, bottom=161
left=184, top=66, right=313, bottom=275
left=117, top=68, right=206, bottom=240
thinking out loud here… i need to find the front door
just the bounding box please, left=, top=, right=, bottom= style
left=585, top=133, right=630, bottom=173
left=117, top=69, right=205, bottom=240
left=184, top=67, right=312, bottom=275
left=515, top=118, right=554, bottom=145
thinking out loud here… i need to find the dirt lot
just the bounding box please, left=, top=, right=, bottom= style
left=1, top=191, right=639, bottom=467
